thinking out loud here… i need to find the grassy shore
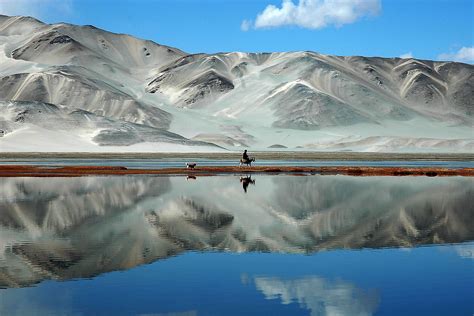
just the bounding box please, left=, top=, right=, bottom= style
left=0, top=165, right=472, bottom=177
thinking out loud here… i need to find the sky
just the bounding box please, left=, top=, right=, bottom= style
left=0, top=0, right=473, bottom=62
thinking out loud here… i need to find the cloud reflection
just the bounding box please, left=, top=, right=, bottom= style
left=454, top=244, right=474, bottom=260
left=255, top=276, right=379, bottom=316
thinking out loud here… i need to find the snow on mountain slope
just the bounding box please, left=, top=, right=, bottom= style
left=0, top=14, right=472, bottom=152
left=0, top=100, right=218, bottom=151
left=264, top=80, right=371, bottom=129
left=0, top=67, right=173, bottom=128
left=305, top=135, right=474, bottom=152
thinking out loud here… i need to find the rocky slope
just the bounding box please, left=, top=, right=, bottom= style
left=0, top=15, right=472, bottom=152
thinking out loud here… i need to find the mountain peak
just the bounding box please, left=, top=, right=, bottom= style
left=0, top=16, right=472, bottom=152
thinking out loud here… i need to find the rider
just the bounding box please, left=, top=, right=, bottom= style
left=242, top=149, right=249, bottom=162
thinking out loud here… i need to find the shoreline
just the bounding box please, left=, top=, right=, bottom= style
left=1, top=165, right=472, bottom=177
left=0, top=152, right=473, bottom=161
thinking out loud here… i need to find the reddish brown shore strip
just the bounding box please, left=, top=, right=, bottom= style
left=0, top=165, right=473, bottom=177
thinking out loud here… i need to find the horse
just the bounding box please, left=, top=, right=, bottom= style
left=239, top=157, right=255, bottom=167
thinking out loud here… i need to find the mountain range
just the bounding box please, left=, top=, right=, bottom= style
left=0, top=15, right=472, bottom=152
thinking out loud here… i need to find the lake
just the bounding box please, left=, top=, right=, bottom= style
left=0, top=174, right=473, bottom=315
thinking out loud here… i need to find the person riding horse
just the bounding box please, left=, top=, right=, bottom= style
left=240, top=150, right=255, bottom=166
left=242, top=150, right=249, bottom=161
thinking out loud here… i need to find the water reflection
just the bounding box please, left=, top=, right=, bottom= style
left=254, top=276, right=379, bottom=316
left=454, top=244, right=474, bottom=259
left=240, top=176, right=256, bottom=193
left=0, top=175, right=473, bottom=288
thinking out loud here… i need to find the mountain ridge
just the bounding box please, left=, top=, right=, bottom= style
left=0, top=15, right=472, bottom=152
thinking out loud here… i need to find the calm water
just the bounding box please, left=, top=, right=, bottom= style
left=0, top=174, right=473, bottom=315
left=0, top=158, right=473, bottom=169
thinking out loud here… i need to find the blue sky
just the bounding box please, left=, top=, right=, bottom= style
left=1, top=0, right=473, bottom=62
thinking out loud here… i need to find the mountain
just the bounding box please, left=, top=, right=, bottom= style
left=0, top=15, right=472, bottom=152
left=0, top=175, right=472, bottom=288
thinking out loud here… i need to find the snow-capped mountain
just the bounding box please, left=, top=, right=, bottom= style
left=0, top=15, right=472, bottom=152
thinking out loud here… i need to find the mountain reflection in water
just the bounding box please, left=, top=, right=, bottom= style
left=0, top=175, right=472, bottom=288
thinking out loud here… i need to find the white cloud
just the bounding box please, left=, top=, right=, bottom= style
left=438, top=46, right=474, bottom=63
left=243, top=0, right=381, bottom=30
left=0, top=0, right=72, bottom=19
left=399, top=52, right=413, bottom=59
left=241, top=19, right=252, bottom=31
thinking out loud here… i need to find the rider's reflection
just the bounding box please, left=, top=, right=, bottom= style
left=240, top=176, right=256, bottom=193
